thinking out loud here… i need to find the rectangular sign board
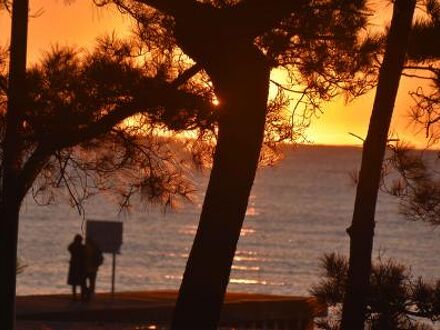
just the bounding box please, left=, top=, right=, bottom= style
left=86, top=220, right=123, bottom=254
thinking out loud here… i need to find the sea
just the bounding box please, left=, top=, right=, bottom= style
left=17, top=145, right=440, bottom=297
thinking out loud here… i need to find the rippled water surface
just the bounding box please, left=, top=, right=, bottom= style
left=17, top=146, right=440, bottom=296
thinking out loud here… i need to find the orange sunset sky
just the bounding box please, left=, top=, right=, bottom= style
left=0, top=1, right=433, bottom=147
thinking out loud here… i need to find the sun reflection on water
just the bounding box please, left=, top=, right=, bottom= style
left=178, top=225, right=256, bottom=237
left=240, top=228, right=255, bottom=236
left=233, top=255, right=260, bottom=262
left=231, top=265, right=260, bottom=271
left=230, top=278, right=285, bottom=286
left=245, top=206, right=259, bottom=216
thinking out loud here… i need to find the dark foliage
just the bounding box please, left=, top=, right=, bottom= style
left=382, top=143, right=440, bottom=226
left=0, top=33, right=300, bottom=211
left=405, top=0, right=440, bottom=145
left=312, top=253, right=440, bottom=330
left=382, top=0, right=440, bottom=227
left=0, top=38, right=219, bottom=211
left=100, top=0, right=381, bottom=130
left=408, top=0, right=440, bottom=61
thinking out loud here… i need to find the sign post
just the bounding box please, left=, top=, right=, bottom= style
left=111, top=252, right=116, bottom=296
left=86, top=220, right=123, bottom=296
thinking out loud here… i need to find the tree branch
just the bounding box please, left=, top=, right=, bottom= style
left=230, top=0, right=308, bottom=39
left=136, top=0, right=307, bottom=41
left=170, top=63, right=202, bottom=88
left=18, top=146, right=51, bottom=202
left=50, top=102, right=143, bottom=150
left=0, top=75, right=7, bottom=92
left=135, top=0, right=200, bottom=17
left=47, top=82, right=214, bottom=151
left=403, top=64, right=439, bottom=72
left=401, top=72, right=436, bottom=80
left=270, top=79, right=306, bottom=94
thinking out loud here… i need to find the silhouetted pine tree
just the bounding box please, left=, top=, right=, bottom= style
left=103, top=0, right=381, bottom=328
left=340, top=1, right=416, bottom=329
left=0, top=2, right=30, bottom=329
left=0, top=33, right=217, bottom=330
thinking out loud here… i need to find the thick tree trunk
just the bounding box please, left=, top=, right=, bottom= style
left=0, top=1, right=29, bottom=329
left=0, top=201, right=21, bottom=330
left=171, top=48, right=270, bottom=330
left=340, top=1, right=416, bottom=330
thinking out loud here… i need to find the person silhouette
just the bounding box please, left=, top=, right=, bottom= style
left=67, top=234, right=86, bottom=300
left=84, top=238, right=104, bottom=300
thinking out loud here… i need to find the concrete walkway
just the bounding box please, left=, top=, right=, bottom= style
left=16, top=290, right=325, bottom=329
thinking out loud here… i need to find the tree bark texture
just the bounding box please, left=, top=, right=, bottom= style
left=340, top=1, right=416, bottom=330
left=1, top=1, right=29, bottom=329
left=171, top=47, right=270, bottom=330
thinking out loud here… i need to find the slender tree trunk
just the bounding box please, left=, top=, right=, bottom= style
left=1, top=1, right=29, bottom=329
left=171, top=47, right=270, bottom=330
left=340, top=1, right=416, bottom=329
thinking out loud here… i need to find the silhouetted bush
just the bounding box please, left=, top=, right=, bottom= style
left=312, top=253, right=440, bottom=330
